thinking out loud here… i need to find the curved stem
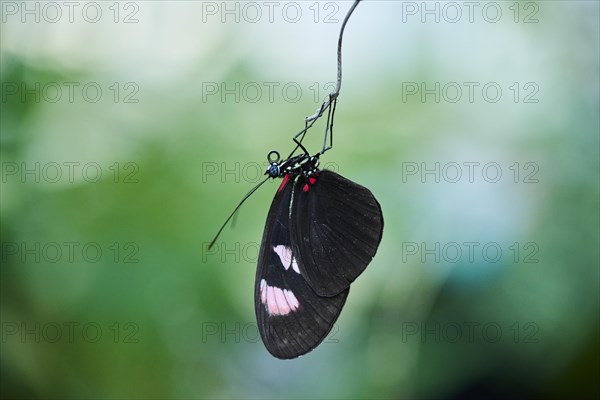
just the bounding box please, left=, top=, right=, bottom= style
left=334, top=0, right=362, bottom=98
left=297, top=0, right=361, bottom=157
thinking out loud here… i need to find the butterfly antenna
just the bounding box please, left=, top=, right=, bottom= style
left=208, top=176, right=270, bottom=250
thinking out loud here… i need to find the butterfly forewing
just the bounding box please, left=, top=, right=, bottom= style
left=291, top=170, right=384, bottom=296
left=255, top=174, right=349, bottom=359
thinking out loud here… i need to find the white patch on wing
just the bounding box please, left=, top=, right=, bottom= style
left=273, top=245, right=292, bottom=269
left=273, top=245, right=300, bottom=274
left=291, top=258, right=300, bottom=274
left=260, top=279, right=267, bottom=304
left=259, top=280, right=300, bottom=316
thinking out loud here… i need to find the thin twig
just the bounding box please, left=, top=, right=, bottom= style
left=305, top=0, right=362, bottom=123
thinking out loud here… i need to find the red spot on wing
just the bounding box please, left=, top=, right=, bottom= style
left=309, top=177, right=317, bottom=185
left=278, top=174, right=289, bottom=193
left=303, top=184, right=309, bottom=192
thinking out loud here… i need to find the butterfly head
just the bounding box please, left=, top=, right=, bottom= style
left=265, top=151, right=282, bottom=178
left=265, top=150, right=321, bottom=179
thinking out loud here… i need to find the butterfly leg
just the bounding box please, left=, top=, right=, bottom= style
left=321, top=95, right=337, bottom=155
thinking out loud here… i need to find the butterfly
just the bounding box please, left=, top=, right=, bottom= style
left=208, top=0, right=381, bottom=359
left=254, top=151, right=383, bottom=359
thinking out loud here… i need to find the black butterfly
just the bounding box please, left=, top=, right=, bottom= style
left=254, top=153, right=383, bottom=359
left=208, top=0, right=380, bottom=359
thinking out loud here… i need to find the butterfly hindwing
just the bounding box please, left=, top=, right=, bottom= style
left=255, top=174, right=349, bottom=359
left=291, top=170, right=384, bottom=296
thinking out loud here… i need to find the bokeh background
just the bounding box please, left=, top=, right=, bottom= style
left=1, top=1, right=598, bottom=399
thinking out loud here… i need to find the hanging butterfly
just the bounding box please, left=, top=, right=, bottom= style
left=253, top=150, right=383, bottom=359
left=208, top=0, right=382, bottom=359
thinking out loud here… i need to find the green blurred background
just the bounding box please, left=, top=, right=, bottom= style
left=1, top=1, right=598, bottom=399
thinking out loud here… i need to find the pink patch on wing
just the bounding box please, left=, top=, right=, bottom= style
left=303, top=184, right=309, bottom=192
left=277, top=174, right=289, bottom=193
left=309, top=177, right=317, bottom=184
left=266, top=285, right=279, bottom=315
left=274, top=288, right=290, bottom=315
left=260, top=280, right=300, bottom=316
